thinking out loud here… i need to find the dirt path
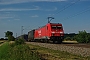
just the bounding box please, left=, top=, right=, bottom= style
left=0, top=41, right=4, bottom=46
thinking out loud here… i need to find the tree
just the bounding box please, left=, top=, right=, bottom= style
left=5, top=31, right=13, bottom=37
left=15, top=38, right=25, bottom=45
left=75, top=30, right=90, bottom=43
left=5, top=31, right=15, bottom=41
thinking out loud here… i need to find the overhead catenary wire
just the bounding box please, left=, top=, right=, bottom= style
left=62, top=6, right=90, bottom=21
left=45, top=0, right=82, bottom=23
left=46, top=0, right=80, bottom=23
left=21, top=26, right=30, bottom=35
left=50, top=0, right=90, bottom=22
left=51, top=0, right=80, bottom=16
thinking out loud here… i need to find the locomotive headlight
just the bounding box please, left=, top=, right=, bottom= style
left=60, top=32, right=63, bottom=34
left=52, top=32, right=55, bottom=33
left=60, top=32, right=63, bottom=36
left=52, top=32, right=55, bottom=36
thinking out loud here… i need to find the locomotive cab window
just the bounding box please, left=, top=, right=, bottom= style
left=51, top=26, right=62, bottom=29
left=57, top=26, right=62, bottom=29
left=51, top=26, right=56, bottom=29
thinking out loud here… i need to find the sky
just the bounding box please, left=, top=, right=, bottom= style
left=0, top=0, right=90, bottom=38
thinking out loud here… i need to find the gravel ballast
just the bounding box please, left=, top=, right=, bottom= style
left=27, top=42, right=90, bottom=57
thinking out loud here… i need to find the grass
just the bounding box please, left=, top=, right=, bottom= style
left=29, top=44, right=90, bottom=60
left=0, top=42, right=41, bottom=60
left=0, top=42, right=10, bottom=59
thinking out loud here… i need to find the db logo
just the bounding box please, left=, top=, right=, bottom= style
left=38, top=30, right=41, bottom=33
left=38, top=30, right=41, bottom=36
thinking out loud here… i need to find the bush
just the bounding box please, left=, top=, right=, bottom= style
left=15, top=39, right=25, bottom=45
left=64, top=37, right=71, bottom=40
left=75, top=30, right=90, bottom=43
left=8, top=35, right=15, bottom=41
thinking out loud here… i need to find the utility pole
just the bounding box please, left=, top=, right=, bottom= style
left=21, top=26, right=24, bottom=35
left=48, top=17, right=54, bottom=23
left=16, top=33, right=17, bottom=38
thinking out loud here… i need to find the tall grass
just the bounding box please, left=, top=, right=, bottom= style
left=0, top=42, right=41, bottom=60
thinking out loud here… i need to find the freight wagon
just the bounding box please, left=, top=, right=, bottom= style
left=28, top=23, right=64, bottom=43
left=28, top=30, right=35, bottom=41
left=17, top=34, right=28, bottom=41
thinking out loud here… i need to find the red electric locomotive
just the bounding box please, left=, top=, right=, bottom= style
left=28, top=23, right=64, bottom=43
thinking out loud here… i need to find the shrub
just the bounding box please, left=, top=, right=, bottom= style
left=64, top=37, right=71, bottom=41
left=75, top=30, right=90, bottom=43
left=15, top=39, right=25, bottom=45
left=8, top=35, right=15, bottom=41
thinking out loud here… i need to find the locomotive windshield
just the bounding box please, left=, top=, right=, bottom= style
left=51, top=26, right=62, bottom=29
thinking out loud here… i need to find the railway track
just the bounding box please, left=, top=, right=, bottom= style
left=26, top=42, right=90, bottom=57
left=63, top=43, right=90, bottom=48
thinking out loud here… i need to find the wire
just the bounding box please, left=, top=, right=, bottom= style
left=63, top=6, right=90, bottom=21
left=39, top=0, right=80, bottom=24
left=52, top=0, right=80, bottom=16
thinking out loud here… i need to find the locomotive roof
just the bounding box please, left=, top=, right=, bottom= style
left=35, top=23, right=62, bottom=30
left=49, top=23, right=62, bottom=24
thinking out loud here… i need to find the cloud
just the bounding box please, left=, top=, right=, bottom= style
left=81, top=0, right=90, bottom=1
left=14, top=19, right=20, bottom=21
left=0, top=5, right=40, bottom=12
left=31, top=15, right=39, bottom=18
left=0, top=6, right=57, bottom=12
left=44, top=7, right=57, bottom=11
left=0, top=17, right=13, bottom=19
left=0, top=0, right=67, bottom=5
left=0, top=8, right=39, bottom=12
left=0, top=0, right=89, bottom=5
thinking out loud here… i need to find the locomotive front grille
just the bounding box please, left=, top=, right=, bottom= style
left=50, top=36, right=64, bottom=41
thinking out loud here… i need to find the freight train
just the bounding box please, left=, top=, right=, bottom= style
left=28, top=23, right=64, bottom=43
left=17, top=34, right=28, bottom=41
